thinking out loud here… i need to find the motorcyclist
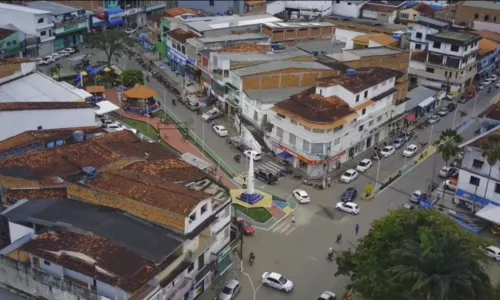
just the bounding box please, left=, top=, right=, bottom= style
left=172, top=98, right=176, bottom=106
left=488, top=86, right=492, bottom=93
left=234, top=154, right=241, bottom=163
left=249, top=252, right=255, bottom=263
left=327, top=247, right=334, bottom=260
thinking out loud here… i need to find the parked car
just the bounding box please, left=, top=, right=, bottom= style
left=392, top=137, right=406, bottom=149
left=458, top=96, right=468, bottom=103
left=439, top=166, right=458, bottom=178
left=186, top=101, right=200, bottom=111
left=64, top=47, right=76, bottom=54
left=244, top=150, right=262, bottom=161
left=49, top=52, right=60, bottom=60
left=212, top=125, right=228, bottom=137
left=232, top=218, right=254, bottom=235
left=103, top=124, right=123, bottom=132
left=340, top=169, right=358, bottom=183
left=293, top=189, right=311, bottom=204
left=261, top=272, right=294, bottom=292
left=255, top=171, right=278, bottom=184
left=318, top=291, right=337, bottom=300
left=478, top=83, right=485, bottom=90
left=380, top=145, right=395, bottom=157
left=42, top=55, right=54, bottom=64
left=444, top=178, right=457, bottom=191
left=341, top=187, right=358, bottom=202
left=485, top=246, right=500, bottom=261
left=34, top=57, right=44, bottom=65
left=218, top=279, right=241, bottom=300
left=437, top=107, right=449, bottom=116
left=409, top=190, right=427, bottom=204
left=427, top=115, right=441, bottom=124
left=490, top=74, right=498, bottom=81
left=58, top=50, right=70, bottom=57
left=201, top=108, right=222, bottom=122
left=483, top=78, right=493, bottom=86
left=335, top=202, right=360, bottom=215
left=447, top=103, right=456, bottom=112
left=496, top=82, right=500, bottom=88
left=402, top=144, right=418, bottom=157
left=356, top=158, right=372, bottom=172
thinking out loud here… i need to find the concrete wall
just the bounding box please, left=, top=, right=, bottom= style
left=456, top=4, right=500, bottom=25
left=241, top=68, right=337, bottom=90
left=0, top=255, right=98, bottom=300
left=177, top=0, right=244, bottom=14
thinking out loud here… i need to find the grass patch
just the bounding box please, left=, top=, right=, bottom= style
left=233, top=204, right=272, bottom=223
left=154, top=110, right=169, bottom=119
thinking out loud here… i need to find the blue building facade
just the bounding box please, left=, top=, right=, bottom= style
left=176, top=0, right=245, bottom=14
left=476, top=46, right=500, bottom=81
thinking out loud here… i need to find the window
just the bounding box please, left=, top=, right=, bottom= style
left=472, top=159, right=484, bottom=169
left=187, top=263, right=194, bottom=273
left=181, top=45, right=186, bottom=54
left=253, top=110, right=258, bottom=121
left=355, top=95, right=360, bottom=102
left=276, top=127, right=283, bottom=138
left=189, top=213, right=196, bottom=223
left=336, top=0, right=340, bottom=3
left=334, top=125, right=343, bottom=132
left=303, top=126, right=311, bottom=131
left=450, top=45, right=459, bottom=52
left=311, top=143, right=324, bottom=154
left=289, top=133, right=296, bottom=146
left=209, top=0, right=214, bottom=6
left=432, top=41, right=441, bottom=49
left=416, top=32, right=422, bottom=39
left=485, top=15, right=489, bottom=21
left=37, top=17, right=44, bottom=23
left=368, top=120, right=374, bottom=127
left=303, top=140, right=310, bottom=152
left=474, top=13, right=479, bottom=20
left=37, top=126, right=43, bottom=130
left=469, top=176, right=480, bottom=186
left=198, top=253, right=205, bottom=270
left=358, top=125, right=364, bottom=132
left=334, top=137, right=340, bottom=145
left=377, top=115, right=382, bottom=122
left=426, top=67, right=435, bottom=73
left=400, top=13, right=409, bottom=19
left=495, top=16, right=498, bottom=22
left=444, top=71, right=448, bottom=77
left=40, top=30, right=46, bottom=36
left=43, top=260, right=51, bottom=266
left=495, top=183, right=500, bottom=194
left=12, top=40, right=16, bottom=45
left=200, top=204, right=207, bottom=215
left=347, top=2, right=352, bottom=5
left=362, top=108, right=366, bottom=115
left=415, top=43, right=422, bottom=50
left=224, top=226, right=230, bottom=240
left=364, top=91, right=368, bottom=98
left=290, top=119, right=297, bottom=125
left=224, top=205, right=230, bottom=218
left=6, top=41, right=10, bottom=46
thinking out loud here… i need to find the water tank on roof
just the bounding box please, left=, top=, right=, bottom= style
left=346, top=69, right=357, bottom=77
left=73, top=131, right=85, bottom=143
left=46, top=142, right=55, bottom=149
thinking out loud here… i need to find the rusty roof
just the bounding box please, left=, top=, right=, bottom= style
left=124, top=159, right=208, bottom=182
left=473, top=30, right=500, bottom=43
left=317, top=67, right=396, bottom=93
left=0, top=28, right=16, bottom=40
left=470, top=129, right=500, bottom=148
left=0, top=127, right=104, bottom=153
left=362, top=3, right=398, bottom=13
left=4, top=187, right=67, bottom=201
left=478, top=38, right=499, bottom=56
left=273, top=87, right=355, bottom=124
left=217, top=43, right=271, bottom=54
left=167, top=28, right=198, bottom=43
left=412, top=2, right=436, bottom=15
left=88, top=170, right=210, bottom=217
left=165, top=7, right=202, bottom=17
left=123, top=85, right=158, bottom=99
left=353, top=33, right=397, bottom=46
left=478, top=103, right=500, bottom=121
left=86, top=86, right=105, bottom=93
left=21, top=230, right=158, bottom=293
left=0, top=102, right=92, bottom=112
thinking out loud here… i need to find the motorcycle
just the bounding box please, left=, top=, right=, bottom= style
left=234, top=155, right=241, bottom=163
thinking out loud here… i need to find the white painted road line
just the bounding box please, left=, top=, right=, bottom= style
left=280, top=223, right=292, bottom=234
left=308, top=256, right=317, bottom=261
left=284, top=226, right=296, bottom=236
left=272, top=221, right=289, bottom=233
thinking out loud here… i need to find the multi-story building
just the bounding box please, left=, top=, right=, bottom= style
left=410, top=31, right=481, bottom=92
left=0, top=3, right=54, bottom=55
left=331, top=0, right=369, bottom=18
left=284, top=0, right=332, bottom=19
left=409, top=16, right=449, bottom=51
left=265, top=67, right=398, bottom=177
left=476, top=38, right=500, bottom=82
left=456, top=1, right=500, bottom=33
left=398, top=2, right=436, bottom=26
left=0, top=27, right=23, bottom=59
left=261, top=22, right=335, bottom=46
left=184, top=14, right=281, bottom=37
left=361, top=1, right=408, bottom=24
left=434, top=2, right=459, bottom=23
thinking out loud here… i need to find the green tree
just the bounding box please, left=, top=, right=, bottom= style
left=85, top=29, right=132, bottom=67
left=48, top=63, right=62, bottom=79
left=121, top=69, right=144, bottom=87
left=434, top=129, right=463, bottom=199
left=481, top=135, right=500, bottom=206
left=335, top=209, right=492, bottom=300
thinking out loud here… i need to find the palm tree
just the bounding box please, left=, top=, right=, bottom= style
left=434, top=129, right=463, bottom=199
left=389, top=231, right=493, bottom=300
left=54, top=63, right=62, bottom=78
left=481, top=135, right=500, bottom=205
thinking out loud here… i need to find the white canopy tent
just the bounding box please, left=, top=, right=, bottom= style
left=94, top=101, right=119, bottom=116
left=476, top=204, right=500, bottom=225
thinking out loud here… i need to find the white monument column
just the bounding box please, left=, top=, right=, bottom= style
left=246, top=151, right=255, bottom=195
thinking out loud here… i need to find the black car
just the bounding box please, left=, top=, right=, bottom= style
left=447, top=103, right=456, bottom=112
left=341, top=187, right=358, bottom=202
left=255, top=171, right=278, bottom=184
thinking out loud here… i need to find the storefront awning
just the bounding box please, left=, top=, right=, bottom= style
left=278, top=151, right=292, bottom=159
left=405, top=113, right=416, bottom=122
left=418, top=96, right=435, bottom=108
left=476, top=204, right=500, bottom=225
left=94, top=100, right=119, bottom=115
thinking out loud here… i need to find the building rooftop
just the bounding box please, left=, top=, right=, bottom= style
left=411, top=2, right=437, bottom=15
left=353, top=33, right=397, bottom=46
left=297, top=40, right=346, bottom=55
left=233, top=61, right=330, bottom=77
left=429, top=31, right=481, bottom=44
left=273, top=87, right=355, bottom=124
left=123, top=159, right=208, bottom=182
left=362, top=3, right=398, bottom=13
left=263, top=22, right=334, bottom=29
left=478, top=103, right=500, bottom=121
left=0, top=27, right=16, bottom=40
left=0, top=72, right=90, bottom=103
left=21, top=230, right=158, bottom=293
left=327, top=15, right=409, bottom=32
left=3, top=187, right=67, bottom=202
left=187, top=14, right=281, bottom=33
left=167, top=28, right=198, bottom=43
left=4, top=199, right=184, bottom=264
left=0, top=102, right=91, bottom=112
left=344, top=47, right=405, bottom=57
left=217, top=48, right=309, bottom=64
left=463, top=1, right=500, bottom=10
left=217, top=43, right=270, bottom=54
left=416, top=16, right=448, bottom=28
left=25, top=1, right=79, bottom=15
left=0, top=3, right=50, bottom=14
left=473, top=30, right=500, bottom=44
left=406, top=86, right=436, bottom=110
left=478, top=38, right=498, bottom=56
left=317, top=67, right=396, bottom=93
left=190, top=33, right=269, bottom=44
left=244, top=87, right=311, bottom=104
left=165, top=7, right=203, bottom=17
left=368, top=0, right=407, bottom=7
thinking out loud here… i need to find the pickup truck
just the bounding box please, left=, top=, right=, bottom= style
left=255, top=170, right=278, bottom=185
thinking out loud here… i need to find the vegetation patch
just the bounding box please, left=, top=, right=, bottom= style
left=233, top=204, right=272, bottom=223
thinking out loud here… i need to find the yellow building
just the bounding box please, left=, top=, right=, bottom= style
left=398, top=3, right=436, bottom=26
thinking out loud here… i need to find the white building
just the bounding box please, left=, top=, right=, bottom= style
left=331, top=0, right=369, bottom=18
left=0, top=3, right=55, bottom=56
left=361, top=1, right=407, bottom=24
left=265, top=67, right=397, bottom=177
left=285, top=0, right=332, bottom=18
left=409, top=16, right=449, bottom=51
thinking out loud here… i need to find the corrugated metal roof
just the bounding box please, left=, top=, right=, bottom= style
left=406, top=86, right=436, bottom=110
left=245, top=87, right=311, bottom=104
left=233, top=61, right=330, bottom=77
left=187, top=14, right=281, bottom=32
left=0, top=3, right=50, bottom=14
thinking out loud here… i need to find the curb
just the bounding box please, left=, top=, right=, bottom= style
left=361, top=194, right=375, bottom=201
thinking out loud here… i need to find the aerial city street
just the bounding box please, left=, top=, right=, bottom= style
left=1, top=1, right=500, bottom=300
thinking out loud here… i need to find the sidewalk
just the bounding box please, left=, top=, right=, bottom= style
left=105, top=89, right=237, bottom=189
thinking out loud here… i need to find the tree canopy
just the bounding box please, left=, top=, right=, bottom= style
left=434, top=129, right=463, bottom=164
left=121, top=69, right=144, bottom=87
left=85, top=30, right=133, bottom=67
left=335, top=209, right=493, bottom=300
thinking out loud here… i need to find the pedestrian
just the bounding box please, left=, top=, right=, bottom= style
left=291, top=215, right=296, bottom=226
left=355, top=224, right=359, bottom=235
left=336, top=233, right=342, bottom=244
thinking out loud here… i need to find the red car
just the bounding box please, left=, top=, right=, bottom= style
left=233, top=218, right=255, bottom=235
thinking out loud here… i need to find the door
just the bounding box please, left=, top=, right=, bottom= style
left=366, top=136, right=372, bottom=148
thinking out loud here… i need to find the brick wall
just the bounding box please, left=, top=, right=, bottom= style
left=242, top=69, right=337, bottom=90
left=456, top=5, right=500, bottom=24
left=263, top=26, right=335, bottom=45
left=328, top=19, right=397, bottom=35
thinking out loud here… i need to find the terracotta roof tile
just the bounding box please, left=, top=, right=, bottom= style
left=21, top=230, right=158, bottom=293
left=0, top=102, right=92, bottom=112
left=167, top=28, right=198, bottom=43
left=217, top=43, right=271, bottom=54
left=123, top=85, right=158, bottom=99
left=124, top=159, right=208, bottom=182
left=317, top=67, right=396, bottom=93
left=412, top=3, right=436, bottom=15
left=0, top=28, right=16, bottom=40
left=362, top=3, right=398, bottom=13
left=4, top=187, right=67, bottom=201
left=86, top=86, right=106, bottom=93
left=273, top=87, right=355, bottom=124
left=470, top=129, right=500, bottom=148
left=165, top=7, right=202, bottom=17
left=473, top=30, right=500, bottom=44
left=478, top=103, right=500, bottom=121
left=478, top=38, right=499, bottom=56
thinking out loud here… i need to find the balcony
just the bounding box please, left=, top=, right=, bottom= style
left=212, top=69, right=230, bottom=84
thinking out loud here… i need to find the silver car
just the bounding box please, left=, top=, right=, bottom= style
left=218, top=279, right=241, bottom=300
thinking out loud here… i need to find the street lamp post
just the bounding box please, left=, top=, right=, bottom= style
left=374, top=151, right=384, bottom=191
left=472, top=86, right=479, bottom=117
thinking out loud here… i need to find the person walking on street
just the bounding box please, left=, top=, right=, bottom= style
left=336, top=233, right=342, bottom=244
left=291, top=215, right=296, bottom=226
left=355, top=224, right=360, bottom=235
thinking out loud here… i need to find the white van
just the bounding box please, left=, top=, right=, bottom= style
left=244, top=150, right=262, bottom=161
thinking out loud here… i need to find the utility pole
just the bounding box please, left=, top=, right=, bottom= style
left=319, top=147, right=332, bottom=188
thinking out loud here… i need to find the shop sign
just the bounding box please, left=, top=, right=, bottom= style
left=187, top=56, right=196, bottom=65
left=168, top=47, right=186, bottom=65
left=53, top=10, right=86, bottom=25
left=274, top=142, right=345, bottom=165
left=55, top=21, right=87, bottom=35
left=124, top=8, right=143, bottom=16
left=217, top=245, right=232, bottom=263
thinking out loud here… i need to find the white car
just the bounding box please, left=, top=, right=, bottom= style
left=427, top=115, right=440, bottom=124
left=340, top=169, right=358, bottom=183
left=490, top=74, right=498, bottom=81
left=318, top=291, right=337, bottom=300
left=49, top=52, right=60, bottom=60
left=43, top=55, right=55, bottom=63
left=485, top=246, right=500, bottom=261
left=356, top=158, right=372, bottom=172
left=483, top=79, right=493, bottom=86
left=125, top=28, right=137, bottom=35
left=34, top=57, right=43, bottom=65
left=478, top=83, right=485, bottom=90
left=496, top=82, right=500, bottom=88
left=444, top=179, right=457, bottom=191
left=261, top=272, right=294, bottom=292
left=58, top=50, right=70, bottom=57
left=335, top=202, right=360, bottom=215
left=293, top=189, right=310, bottom=204
left=64, top=47, right=75, bottom=54
left=380, top=146, right=395, bottom=157
left=212, top=125, right=228, bottom=137
left=243, top=150, right=262, bottom=161
left=402, top=144, right=418, bottom=157
left=218, top=279, right=241, bottom=300
left=103, top=124, right=124, bottom=132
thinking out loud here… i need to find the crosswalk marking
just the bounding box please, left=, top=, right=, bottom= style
left=237, top=161, right=287, bottom=179
left=284, top=226, right=296, bottom=236
left=280, top=223, right=292, bottom=234
left=272, top=220, right=289, bottom=233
